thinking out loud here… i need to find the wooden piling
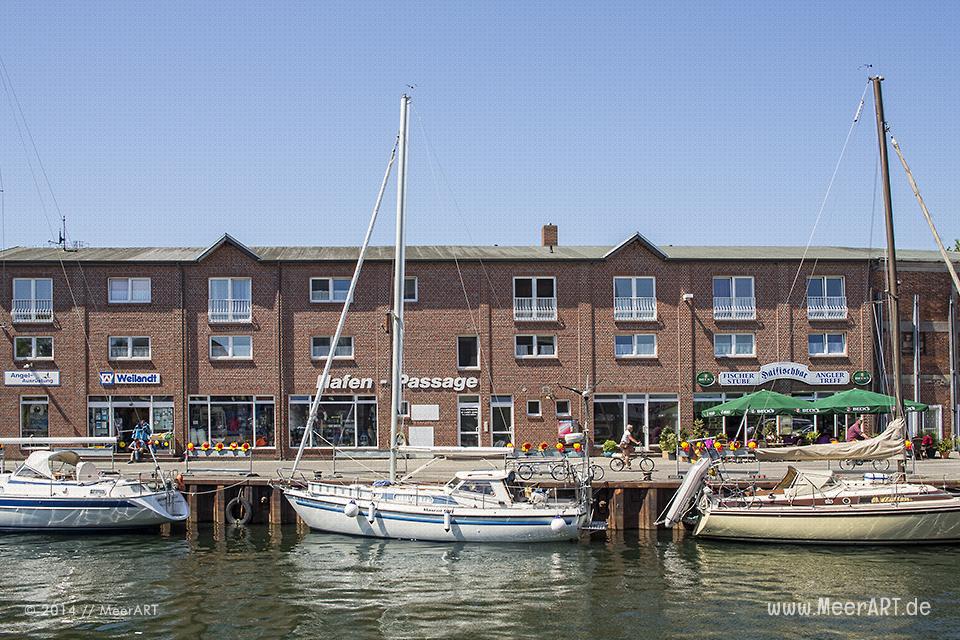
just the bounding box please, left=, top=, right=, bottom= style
left=214, top=486, right=226, bottom=526
left=269, top=487, right=284, bottom=525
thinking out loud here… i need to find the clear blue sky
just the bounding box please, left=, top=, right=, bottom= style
left=0, top=2, right=957, bottom=251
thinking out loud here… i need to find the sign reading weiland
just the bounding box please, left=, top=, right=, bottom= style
left=99, top=372, right=161, bottom=386
left=718, top=362, right=849, bottom=387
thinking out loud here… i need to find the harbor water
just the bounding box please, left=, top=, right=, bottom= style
left=2, top=527, right=959, bottom=639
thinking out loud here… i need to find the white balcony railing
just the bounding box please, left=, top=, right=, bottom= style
left=614, top=296, right=656, bottom=321
left=513, top=297, right=557, bottom=321
left=713, top=296, right=756, bottom=320
left=807, top=296, right=848, bottom=320
left=11, top=299, right=53, bottom=323
left=208, top=298, right=252, bottom=323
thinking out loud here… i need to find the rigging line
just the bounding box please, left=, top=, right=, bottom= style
left=412, top=109, right=505, bottom=398
left=0, top=54, right=108, bottom=373
left=784, top=81, right=870, bottom=307
left=0, top=56, right=112, bottom=376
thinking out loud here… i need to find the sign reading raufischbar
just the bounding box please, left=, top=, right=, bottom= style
left=718, top=362, right=849, bottom=386
left=5, top=370, right=60, bottom=386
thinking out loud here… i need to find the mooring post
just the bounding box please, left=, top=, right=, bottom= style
left=269, top=486, right=284, bottom=525
left=214, top=486, right=226, bottom=526
left=187, top=486, right=199, bottom=528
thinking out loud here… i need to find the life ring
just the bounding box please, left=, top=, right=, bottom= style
left=225, top=496, right=253, bottom=525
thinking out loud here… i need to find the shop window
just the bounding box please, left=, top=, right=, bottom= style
left=20, top=396, right=49, bottom=440
left=189, top=396, right=275, bottom=447
left=288, top=395, right=377, bottom=448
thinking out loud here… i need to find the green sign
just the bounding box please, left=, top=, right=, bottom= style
left=852, top=370, right=872, bottom=386
left=696, top=371, right=716, bottom=387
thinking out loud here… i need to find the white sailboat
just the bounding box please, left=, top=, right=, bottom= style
left=661, top=77, right=960, bottom=544
left=282, top=96, right=591, bottom=542
left=0, top=438, right=188, bottom=531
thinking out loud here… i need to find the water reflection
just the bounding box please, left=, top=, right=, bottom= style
left=0, top=527, right=958, bottom=639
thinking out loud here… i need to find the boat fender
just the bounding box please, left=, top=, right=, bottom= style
left=367, top=502, right=377, bottom=523
left=225, top=496, right=253, bottom=525
left=175, top=473, right=186, bottom=493
left=550, top=516, right=566, bottom=533
left=443, top=511, right=452, bottom=532
left=343, top=501, right=360, bottom=518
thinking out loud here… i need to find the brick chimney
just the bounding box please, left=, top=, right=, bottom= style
left=541, top=223, right=558, bottom=248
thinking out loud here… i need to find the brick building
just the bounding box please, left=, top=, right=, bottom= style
left=1, top=228, right=957, bottom=459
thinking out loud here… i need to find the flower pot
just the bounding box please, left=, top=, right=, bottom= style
left=661, top=451, right=671, bottom=460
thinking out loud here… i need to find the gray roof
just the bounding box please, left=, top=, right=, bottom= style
left=0, top=232, right=954, bottom=264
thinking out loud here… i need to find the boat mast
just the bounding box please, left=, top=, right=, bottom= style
left=389, top=95, right=410, bottom=483
left=871, top=76, right=904, bottom=419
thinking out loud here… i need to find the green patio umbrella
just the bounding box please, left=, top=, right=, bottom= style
left=808, top=388, right=927, bottom=414
left=699, top=389, right=815, bottom=417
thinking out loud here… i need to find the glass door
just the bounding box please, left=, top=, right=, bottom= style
left=490, top=396, right=513, bottom=446
left=626, top=396, right=647, bottom=449
left=458, top=395, right=481, bottom=447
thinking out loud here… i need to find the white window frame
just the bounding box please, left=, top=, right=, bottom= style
left=514, top=334, right=557, bottom=358
left=107, top=277, right=152, bottom=304
left=555, top=399, right=572, bottom=416
left=512, top=276, right=558, bottom=321
left=614, top=334, right=658, bottom=358
left=808, top=332, right=847, bottom=357
left=310, top=277, right=352, bottom=303
left=457, top=335, right=480, bottom=370
left=13, top=336, right=54, bottom=360
left=207, top=277, right=252, bottom=323
left=490, top=395, right=515, bottom=446
left=526, top=399, right=542, bottom=417
left=12, top=277, right=54, bottom=323
left=209, top=335, right=253, bottom=360
left=714, top=333, right=756, bottom=358
left=404, top=276, right=418, bottom=303
left=612, top=276, right=657, bottom=321
left=108, top=336, right=152, bottom=360
left=311, top=336, right=355, bottom=360
left=712, top=276, right=756, bottom=320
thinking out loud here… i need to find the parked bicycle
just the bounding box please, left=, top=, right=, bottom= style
left=609, top=451, right=655, bottom=473
left=839, top=458, right=891, bottom=472
left=549, top=460, right=605, bottom=482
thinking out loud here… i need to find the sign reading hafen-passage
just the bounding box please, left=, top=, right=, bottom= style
left=718, top=362, right=850, bottom=386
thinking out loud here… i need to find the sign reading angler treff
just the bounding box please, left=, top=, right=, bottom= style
left=99, top=372, right=161, bottom=386
left=718, top=362, right=850, bottom=387
left=4, top=370, right=60, bottom=386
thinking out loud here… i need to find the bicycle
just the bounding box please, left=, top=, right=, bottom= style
left=609, top=451, right=655, bottom=473
left=549, top=460, right=605, bottom=482
left=839, top=458, right=891, bottom=472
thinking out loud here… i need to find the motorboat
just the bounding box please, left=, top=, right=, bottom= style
left=662, top=419, right=960, bottom=543
left=285, top=469, right=588, bottom=543
left=0, top=450, right=188, bottom=531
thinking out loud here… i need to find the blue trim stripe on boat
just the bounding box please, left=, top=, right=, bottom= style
left=293, top=497, right=570, bottom=527
left=0, top=498, right=136, bottom=508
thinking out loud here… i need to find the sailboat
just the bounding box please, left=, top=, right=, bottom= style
left=282, top=96, right=591, bottom=542
left=661, top=76, right=960, bottom=544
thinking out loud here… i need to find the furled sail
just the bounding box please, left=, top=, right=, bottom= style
left=754, top=418, right=905, bottom=462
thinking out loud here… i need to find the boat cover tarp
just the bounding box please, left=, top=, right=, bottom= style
left=754, top=418, right=905, bottom=462
left=21, top=450, right=81, bottom=479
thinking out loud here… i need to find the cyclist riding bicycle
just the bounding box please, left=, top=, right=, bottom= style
left=618, top=424, right=642, bottom=468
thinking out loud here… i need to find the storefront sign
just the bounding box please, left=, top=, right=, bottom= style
left=401, top=374, right=479, bottom=391
left=852, top=370, right=872, bottom=386
left=696, top=371, right=716, bottom=387
left=5, top=370, right=60, bottom=386
left=718, top=362, right=849, bottom=386
left=320, top=374, right=374, bottom=390
left=99, top=371, right=161, bottom=386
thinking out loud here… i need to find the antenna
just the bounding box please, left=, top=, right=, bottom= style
left=47, top=215, right=86, bottom=251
